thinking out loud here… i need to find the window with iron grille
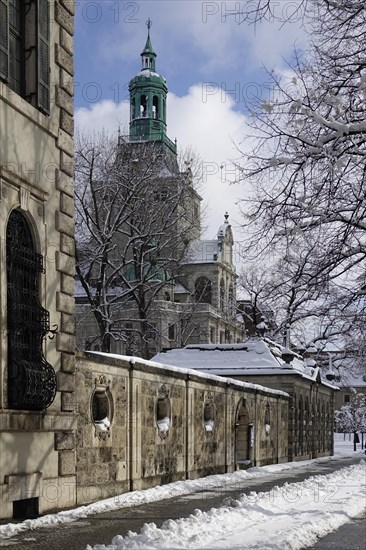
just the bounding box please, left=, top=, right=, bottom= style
left=0, top=0, right=50, bottom=114
left=6, top=210, right=56, bottom=410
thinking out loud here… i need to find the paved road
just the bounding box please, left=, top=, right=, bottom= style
left=308, top=510, right=366, bottom=550
left=0, top=456, right=364, bottom=550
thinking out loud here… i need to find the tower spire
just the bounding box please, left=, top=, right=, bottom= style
left=128, top=22, right=176, bottom=155
left=141, top=18, right=156, bottom=72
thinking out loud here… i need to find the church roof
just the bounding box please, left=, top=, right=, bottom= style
left=135, top=69, right=166, bottom=82
left=142, top=36, right=155, bottom=56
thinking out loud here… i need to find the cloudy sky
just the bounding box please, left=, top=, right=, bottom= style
left=74, top=0, right=307, bottom=241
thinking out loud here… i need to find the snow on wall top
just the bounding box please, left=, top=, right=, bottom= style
left=86, top=349, right=289, bottom=398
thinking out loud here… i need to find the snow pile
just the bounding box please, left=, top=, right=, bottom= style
left=95, top=417, right=111, bottom=431
left=88, top=462, right=366, bottom=550
left=157, top=417, right=170, bottom=433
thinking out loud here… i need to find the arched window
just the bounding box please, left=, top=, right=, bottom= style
left=140, top=95, right=147, bottom=117
left=6, top=210, right=56, bottom=410
left=153, top=95, right=159, bottom=119
left=219, top=278, right=225, bottom=310
left=228, top=284, right=234, bottom=314
left=131, top=97, right=135, bottom=119
left=195, top=276, right=212, bottom=304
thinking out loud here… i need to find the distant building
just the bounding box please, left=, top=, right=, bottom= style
left=317, top=353, right=366, bottom=415
left=153, top=338, right=336, bottom=461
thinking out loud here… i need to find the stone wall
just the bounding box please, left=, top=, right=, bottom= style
left=234, top=374, right=334, bottom=462
left=76, top=352, right=289, bottom=506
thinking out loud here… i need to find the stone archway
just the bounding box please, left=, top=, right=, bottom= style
left=235, top=399, right=252, bottom=469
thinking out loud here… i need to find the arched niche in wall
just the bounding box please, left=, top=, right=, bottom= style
left=264, top=402, right=271, bottom=435
left=235, top=398, right=252, bottom=469
left=91, top=375, right=114, bottom=439
left=156, top=385, right=171, bottom=438
left=203, top=400, right=215, bottom=433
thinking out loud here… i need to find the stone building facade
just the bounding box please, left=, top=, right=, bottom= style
left=0, top=0, right=76, bottom=518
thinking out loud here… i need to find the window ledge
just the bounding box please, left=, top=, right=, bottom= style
left=0, top=82, right=58, bottom=139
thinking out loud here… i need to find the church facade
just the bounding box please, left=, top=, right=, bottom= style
left=75, top=26, right=244, bottom=358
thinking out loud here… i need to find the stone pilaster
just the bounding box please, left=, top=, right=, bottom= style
left=54, top=1, right=75, bottom=417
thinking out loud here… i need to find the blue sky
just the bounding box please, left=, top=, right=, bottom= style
left=74, top=1, right=306, bottom=239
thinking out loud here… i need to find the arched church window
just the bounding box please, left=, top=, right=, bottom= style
left=6, top=210, right=56, bottom=410
left=140, top=95, right=147, bottom=117
left=228, top=284, right=234, bottom=314
left=219, top=278, right=225, bottom=310
left=153, top=95, right=159, bottom=119
left=195, top=276, right=212, bottom=304
left=131, top=97, right=135, bottom=119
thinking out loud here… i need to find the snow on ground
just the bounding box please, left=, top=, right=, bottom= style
left=88, top=463, right=366, bottom=550
left=0, top=434, right=366, bottom=550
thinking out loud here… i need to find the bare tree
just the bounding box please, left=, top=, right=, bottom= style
left=75, top=132, right=200, bottom=357
left=239, top=255, right=357, bottom=348
left=237, top=1, right=366, bottom=353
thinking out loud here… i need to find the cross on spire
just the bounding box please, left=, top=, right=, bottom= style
left=146, top=17, right=152, bottom=36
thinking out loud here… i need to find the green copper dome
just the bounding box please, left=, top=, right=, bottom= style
left=128, top=19, right=175, bottom=154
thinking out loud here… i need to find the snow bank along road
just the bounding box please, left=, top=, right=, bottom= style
left=0, top=454, right=365, bottom=549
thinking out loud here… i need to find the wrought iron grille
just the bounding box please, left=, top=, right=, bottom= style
left=6, top=210, right=56, bottom=410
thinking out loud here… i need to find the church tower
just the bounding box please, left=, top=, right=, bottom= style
left=128, top=19, right=176, bottom=156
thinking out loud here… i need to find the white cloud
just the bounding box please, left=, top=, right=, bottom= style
left=87, top=1, right=308, bottom=81
left=75, top=85, right=247, bottom=241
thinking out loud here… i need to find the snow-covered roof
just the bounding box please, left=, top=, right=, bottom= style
left=174, top=281, right=191, bottom=294
left=152, top=338, right=336, bottom=388
left=136, top=69, right=166, bottom=82
left=187, top=240, right=219, bottom=263
left=217, top=224, right=228, bottom=237
left=333, top=360, right=366, bottom=388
